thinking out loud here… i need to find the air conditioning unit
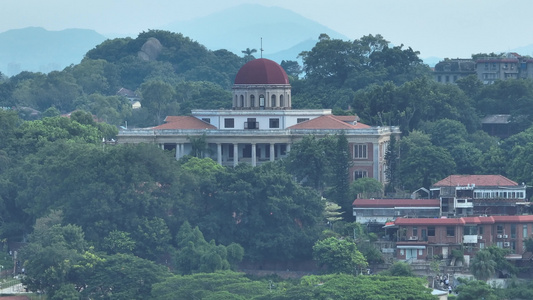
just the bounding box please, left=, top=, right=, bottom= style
left=497, top=234, right=503, bottom=239
left=503, top=235, right=509, bottom=239
left=408, top=236, right=418, bottom=241
left=504, top=242, right=510, bottom=247
left=478, top=235, right=483, bottom=240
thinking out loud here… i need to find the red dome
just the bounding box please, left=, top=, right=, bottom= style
left=234, top=58, right=289, bottom=85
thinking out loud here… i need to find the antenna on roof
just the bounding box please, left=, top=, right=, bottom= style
left=260, top=37, right=263, bottom=58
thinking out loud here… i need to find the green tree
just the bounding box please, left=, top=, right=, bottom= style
left=152, top=271, right=269, bottom=300
left=349, top=177, right=384, bottom=199
left=206, top=163, right=323, bottom=261
left=140, top=80, right=176, bottom=125
left=174, top=221, right=243, bottom=274
left=103, top=230, right=136, bottom=254
left=381, top=261, right=415, bottom=277
left=80, top=253, right=169, bottom=300
left=20, top=212, right=87, bottom=298
left=313, top=237, right=368, bottom=275
left=280, top=60, right=302, bottom=78
left=397, top=131, right=456, bottom=190
left=470, top=249, right=496, bottom=281
left=241, top=48, right=257, bottom=62
left=455, top=278, right=499, bottom=300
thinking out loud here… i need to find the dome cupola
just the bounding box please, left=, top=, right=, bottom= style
left=232, top=58, right=291, bottom=110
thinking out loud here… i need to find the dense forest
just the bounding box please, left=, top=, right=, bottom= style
left=3, top=29, right=533, bottom=298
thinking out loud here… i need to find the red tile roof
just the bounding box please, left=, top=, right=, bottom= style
left=394, top=215, right=533, bottom=226
left=353, top=198, right=440, bottom=207
left=394, top=218, right=465, bottom=226
left=432, top=175, right=518, bottom=187
left=492, top=215, right=533, bottom=223
left=332, top=115, right=360, bottom=122
left=462, top=216, right=495, bottom=224
left=289, top=115, right=370, bottom=130
left=153, top=116, right=216, bottom=130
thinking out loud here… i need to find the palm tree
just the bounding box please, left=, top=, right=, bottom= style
left=241, top=48, right=257, bottom=62
left=470, top=250, right=496, bottom=281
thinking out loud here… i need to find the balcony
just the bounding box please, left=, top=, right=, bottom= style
left=455, top=198, right=473, bottom=208
left=463, top=235, right=478, bottom=244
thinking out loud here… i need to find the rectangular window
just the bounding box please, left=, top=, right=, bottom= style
left=245, top=118, right=257, bottom=129
left=524, top=225, right=528, bottom=239
left=354, top=170, right=367, bottom=179
left=297, top=118, right=309, bottom=123
left=224, top=118, right=234, bottom=128
left=412, top=227, right=418, bottom=237
left=511, top=224, right=517, bottom=239
left=447, top=226, right=455, bottom=237
left=354, top=144, right=368, bottom=159
left=464, top=226, right=477, bottom=235
left=201, top=118, right=211, bottom=124
left=428, top=226, right=435, bottom=236
left=478, top=226, right=484, bottom=235
left=269, top=118, right=280, bottom=128
left=497, top=225, right=504, bottom=234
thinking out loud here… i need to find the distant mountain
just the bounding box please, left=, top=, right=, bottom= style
left=0, top=27, right=107, bottom=76
left=162, top=4, right=348, bottom=63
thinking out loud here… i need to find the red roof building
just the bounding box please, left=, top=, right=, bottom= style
left=118, top=59, right=400, bottom=183
left=391, top=215, right=533, bottom=262
left=430, top=175, right=527, bottom=217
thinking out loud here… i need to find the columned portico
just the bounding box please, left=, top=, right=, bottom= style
left=117, top=58, right=400, bottom=185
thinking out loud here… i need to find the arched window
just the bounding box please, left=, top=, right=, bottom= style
left=271, top=95, right=276, bottom=107
left=240, top=95, right=244, bottom=107
left=250, top=95, right=255, bottom=107
left=279, top=95, right=284, bottom=107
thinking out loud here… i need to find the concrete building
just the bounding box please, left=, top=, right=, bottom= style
left=117, top=58, right=400, bottom=183
left=352, top=198, right=441, bottom=225
left=433, top=59, right=476, bottom=84
left=430, top=175, right=528, bottom=217
left=433, top=53, right=533, bottom=84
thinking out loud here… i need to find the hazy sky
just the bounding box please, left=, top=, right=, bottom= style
left=2, top=0, right=532, bottom=58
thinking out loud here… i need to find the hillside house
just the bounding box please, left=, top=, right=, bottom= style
left=430, top=175, right=528, bottom=217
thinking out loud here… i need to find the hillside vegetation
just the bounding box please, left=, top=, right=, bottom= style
left=2, top=29, right=533, bottom=298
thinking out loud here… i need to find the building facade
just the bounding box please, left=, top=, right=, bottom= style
left=392, top=215, right=533, bottom=261
left=433, top=59, right=476, bottom=84
left=430, top=175, right=528, bottom=217
left=352, top=198, right=441, bottom=225
left=433, top=53, right=533, bottom=84
left=117, top=58, right=400, bottom=183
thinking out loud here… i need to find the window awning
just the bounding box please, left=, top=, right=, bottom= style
left=397, top=245, right=426, bottom=250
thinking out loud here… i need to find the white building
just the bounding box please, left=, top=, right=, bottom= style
left=117, top=58, right=400, bottom=183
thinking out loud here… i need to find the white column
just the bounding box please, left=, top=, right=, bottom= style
left=251, top=143, right=257, bottom=167
left=175, top=143, right=180, bottom=160
left=217, top=143, right=222, bottom=165
left=233, top=143, right=238, bottom=167
left=270, top=143, right=275, bottom=161
left=180, top=143, right=185, bottom=158
left=286, top=143, right=291, bottom=153
left=373, top=142, right=379, bottom=181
